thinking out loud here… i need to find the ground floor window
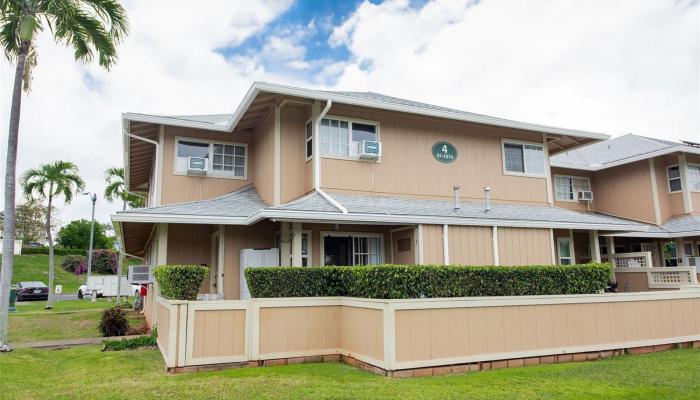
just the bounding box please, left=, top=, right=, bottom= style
left=557, top=237, right=572, bottom=265
left=323, top=233, right=382, bottom=266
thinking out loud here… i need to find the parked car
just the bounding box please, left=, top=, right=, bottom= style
left=78, top=283, right=141, bottom=299
left=15, top=281, right=49, bottom=301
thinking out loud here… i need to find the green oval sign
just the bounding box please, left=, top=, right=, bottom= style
left=432, top=142, right=458, bottom=163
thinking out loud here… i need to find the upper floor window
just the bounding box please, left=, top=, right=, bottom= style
left=502, top=140, right=545, bottom=176
left=554, top=175, right=591, bottom=201
left=688, top=164, right=700, bottom=191
left=667, top=165, right=682, bottom=192
left=175, top=138, right=247, bottom=178
left=319, top=117, right=378, bottom=158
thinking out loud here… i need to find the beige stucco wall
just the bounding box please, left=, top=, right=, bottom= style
left=550, top=167, right=595, bottom=212
left=156, top=302, right=171, bottom=358
left=160, top=126, right=255, bottom=205
left=280, top=106, right=313, bottom=203
left=655, top=155, right=687, bottom=220
left=252, top=111, right=275, bottom=205
left=191, top=309, right=246, bottom=359
left=319, top=104, right=550, bottom=206
left=448, top=225, right=494, bottom=265
left=394, top=297, right=700, bottom=364
left=498, top=227, right=553, bottom=266
left=421, top=225, right=445, bottom=264
left=340, top=306, right=384, bottom=362
left=614, top=271, right=667, bottom=292
left=391, top=228, right=416, bottom=265
left=593, top=160, right=656, bottom=224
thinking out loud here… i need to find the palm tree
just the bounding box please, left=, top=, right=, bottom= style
left=21, top=161, right=85, bottom=309
left=0, top=0, right=128, bottom=350
left=104, top=167, right=142, bottom=210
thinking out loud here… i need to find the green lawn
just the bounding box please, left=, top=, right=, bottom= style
left=9, top=299, right=144, bottom=344
left=0, top=346, right=698, bottom=399
left=7, top=254, right=84, bottom=293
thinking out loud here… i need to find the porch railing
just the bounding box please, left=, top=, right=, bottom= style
left=648, top=267, right=698, bottom=289
left=610, top=252, right=653, bottom=269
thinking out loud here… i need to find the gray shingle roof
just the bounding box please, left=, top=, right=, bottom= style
left=642, top=214, right=700, bottom=235
left=550, top=134, right=687, bottom=170
left=118, top=185, right=265, bottom=218
left=273, top=192, right=647, bottom=228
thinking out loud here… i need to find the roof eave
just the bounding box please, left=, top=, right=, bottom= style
left=551, top=145, right=700, bottom=172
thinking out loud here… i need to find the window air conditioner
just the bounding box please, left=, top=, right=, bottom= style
left=128, top=265, right=154, bottom=285
left=359, top=140, right=381, bottom=159
left=577, top=191, right=593, bottom=202
left=187, top=156, right=207, bottom=175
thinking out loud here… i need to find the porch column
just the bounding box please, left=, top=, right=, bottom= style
left=569, top=229, right=576, bottom=264
left=280, top=222, right=291, bottom=266
left=291, top=222, right=303, bottom=267
left=590, top=230, right=601, bottom=263
left=607, top=236, right=615, bottom=254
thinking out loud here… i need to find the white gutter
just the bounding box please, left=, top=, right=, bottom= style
left=311, top=98, right=348, bottom=214
left=123, top=130, right=161, bottom=206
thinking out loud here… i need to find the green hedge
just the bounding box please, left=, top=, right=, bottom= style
left=244, top=263, right=613, bottom=299
left=153, top=265, right=208, bottom=300
left=21, top=247, right=86, bottom=256
left=102, top=329, right=157, bottom=351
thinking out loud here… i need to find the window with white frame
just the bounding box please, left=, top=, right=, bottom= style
left=557, top=238, right=572, bottom=265
left=688, top=164, right=700, bottom=191
left=323, top=233, right=382, bottom=266
left=319, top=117, right=377, bottom=158
left=503, top=141, right=545, bottom=176
left=353, top=236, right=382, bottom=265
left=305, top=121, right=313, bottom=159
left=275, top=232, right=310, bottom=266
left=683, top=242, right=694, bottom=257
left=667, top=165, right=682, bottom=192
left=175, top=138, right=246, bottom=178
left=554, top=175, right=591, bottom=201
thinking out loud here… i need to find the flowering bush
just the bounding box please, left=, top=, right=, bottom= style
left=91, top=250, right=118, bottom=274
left=61, top=255, right=86, bottom=274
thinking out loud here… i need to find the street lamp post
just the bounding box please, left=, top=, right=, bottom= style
left=83, top=192, right=97, bottom=301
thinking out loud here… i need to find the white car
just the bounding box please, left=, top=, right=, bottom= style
left=78, top=283, right=141, bottom=299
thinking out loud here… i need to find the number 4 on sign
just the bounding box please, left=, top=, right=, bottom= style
left=442, top=145, right=448, bottom=153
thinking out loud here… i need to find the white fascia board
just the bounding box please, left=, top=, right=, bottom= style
left=603, top=230, right=700, bottom=238
left=249, top=209, right=649, bottom=232
left=122, top=119, right=131, bottom=190
left=551, top=146, right=700, bottom=172
left=111, top=213, right=248, bottom=225
left=122, top=82, right=610, bottom=141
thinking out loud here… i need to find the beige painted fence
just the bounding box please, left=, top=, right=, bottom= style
left=155, top=288, right=700, bottom=371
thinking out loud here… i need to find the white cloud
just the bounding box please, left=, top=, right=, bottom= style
left=330, top=0, right=700, bottom=141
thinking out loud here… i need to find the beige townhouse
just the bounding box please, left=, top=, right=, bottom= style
left=550, top=134, right=700, bottom=290
left=112, top=82, right=653, bottom=300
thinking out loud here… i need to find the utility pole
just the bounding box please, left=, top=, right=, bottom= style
left=83, top=192, right=97, bottom=301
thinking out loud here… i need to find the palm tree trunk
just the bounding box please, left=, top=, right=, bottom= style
left=0, top=40, right=29, bottom=349
left=45, top=190, right=54, bottom=309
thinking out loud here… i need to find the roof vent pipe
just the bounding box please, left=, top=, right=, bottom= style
left=453, top=185, right=461, bottom=210
left=484, top=186, right=492, bottom=212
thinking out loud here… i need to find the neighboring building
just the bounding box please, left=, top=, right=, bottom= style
left=113, top=82, right=650, bottom=300
left=551, top=134, right=700, bottom=269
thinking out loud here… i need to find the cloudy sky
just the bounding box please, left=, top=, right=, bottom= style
left=1, top=0, right=699, bottom=227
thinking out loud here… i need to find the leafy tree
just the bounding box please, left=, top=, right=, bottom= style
left=0, top=0, right=129, bottom=350
left=14, top=199, right=57, bottom=244
left=21, top=161, right=85, bottom=310
left=57, top=219, right=114, bottom=250
left=104, top=167, right=143, bottom=210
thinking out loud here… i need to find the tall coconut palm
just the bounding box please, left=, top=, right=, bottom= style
left=104, top=167, right=142, bottom=210
left=21, top=161, right=85, bottom=309
left=0, top=0, right=128, bottom=350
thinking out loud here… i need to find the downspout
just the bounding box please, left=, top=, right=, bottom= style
left=313, top=99, right=348, bottom=214
left=123, top=130, right=161, bottom=206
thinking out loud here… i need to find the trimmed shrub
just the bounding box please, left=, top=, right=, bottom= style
left=153, top=265, right=209, bottom=300
left=61, top=254, right=86, bottom=274
left=98, top=306, right=129, bottom=337
left=245, top=263, right=613, bottom=299
left=22, top=247, right=86, bottom=256
left=90, top=250, right=118, bottom=274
